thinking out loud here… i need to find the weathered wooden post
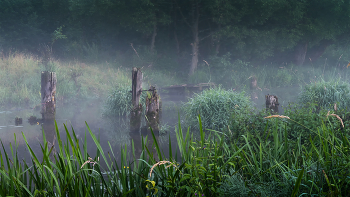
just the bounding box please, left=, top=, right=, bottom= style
left=265, top=94, right=279, bottom=114
left=145, top=86, right=161, bottom=134
left=42, top=120, right=57, bottom=159
left=132, top=67, right=143, bottom=109
left=41, top=71, right=57, bottom=120
left=130, top=67, right=143, bottom=132
left=130, top=68, right=143, bottom=159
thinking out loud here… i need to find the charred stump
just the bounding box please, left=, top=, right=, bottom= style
left=41, top=71, right=56, bottom=120
left=265, top=94, right=279, bottom=114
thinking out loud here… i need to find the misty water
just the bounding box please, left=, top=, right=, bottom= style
left=0, top=86, right=300, bottom=166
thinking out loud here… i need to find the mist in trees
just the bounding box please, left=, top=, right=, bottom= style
left=1, top=0, right=350, bottom=74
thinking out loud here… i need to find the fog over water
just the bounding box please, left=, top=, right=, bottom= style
left=0, top=91, right=187, bottom=166
left=0, top=81, right=302, bottom=168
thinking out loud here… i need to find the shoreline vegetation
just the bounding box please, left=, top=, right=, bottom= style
left=1, top=54, right=350, bottom=196
left=1, top=112, right=350, bottom=196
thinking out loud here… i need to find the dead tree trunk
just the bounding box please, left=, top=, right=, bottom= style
left=130, top=67, right=143, bottom=134
left=189, top=0, right=199, bottom=75
left=294, top=42, right=308, bottom=66
left=132, top=67, right=143, bottom=109
left=265, top=94, right=279, bottom=114
left=41, top=71, right=57, bottom=120
left=130, top=68, right=143, bottom=158
left=150, top=22, right=157, bottom=52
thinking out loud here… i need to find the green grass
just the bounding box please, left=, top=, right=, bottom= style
left=2, top=52, right=350, bottom=196
left=298, top=79, right=350, bottom=111
left=1, top=106, right=350, bottom=196
left=0, top=53, right=130, bottom=108
left=183, top=86, right=252, bottom=131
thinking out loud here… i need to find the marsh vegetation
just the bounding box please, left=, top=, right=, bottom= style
left=2, top=0, right=350, bottom=196
left=1, top=53, right=350, bottom=196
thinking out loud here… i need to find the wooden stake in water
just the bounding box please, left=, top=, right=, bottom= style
left=41, top=71, right=56, bottom=120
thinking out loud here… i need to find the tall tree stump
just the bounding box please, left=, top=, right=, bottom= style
left=265, top=94, right=279, bottom=114
left=145, top=86, right=160, bottom=134
left=130, top=67, right=143, bottom=156
left=132, top=67, right=143, bottom=109
left=130, top=67, right=143, bottom=132
left=41, top=71, right=56, bottom=120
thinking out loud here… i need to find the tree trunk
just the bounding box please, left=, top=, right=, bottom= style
left=150, top=22, right=157, bottom=52
left=174, top=30, right=180, bottom=55
left=294, top=42, right=308, bottom=66
left=213, top=24, right=221, bottom=55
left=173, top=9, right=180, bottom=55
left=215, top=42, right=220, bottom=55
left=189, top=1, right=199, bottom=75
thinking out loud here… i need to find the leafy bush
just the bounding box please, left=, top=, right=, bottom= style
left=183, top=87, right=252, bottom=131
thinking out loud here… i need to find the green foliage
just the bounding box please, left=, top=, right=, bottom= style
left=1, top=0, right=350, bottom=70
left=299, top=80, right=350, bottom=111
left=1, top=108, right=350, bottom=196
left=275, top=68, right=293, bottom=86
left=0, top=54, right=130, bottom=108
left=51, top=26, right=67, bottom=46
left=103, top=85, right=146, bottom=117
left=183, top=87, right=252, bottom=131
left=82, top=42, right=99, bottom=63
left=219, top=173, right=293, bottom=197
left=103, top=85, right=133, bottom=117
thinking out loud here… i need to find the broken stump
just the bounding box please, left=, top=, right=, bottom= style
left=41, top=71, right=57, bottom=120
left=265, top=94, right=279, bottom=114
left=145, top=86, right=160, bottom=134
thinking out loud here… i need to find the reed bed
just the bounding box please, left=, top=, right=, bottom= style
left=1, top=111, right=350, bottom=196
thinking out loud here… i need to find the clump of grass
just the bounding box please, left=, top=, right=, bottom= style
left=103, top=85, right=133, bottom=117
left=298, top=79, right=350, bottom=111
left=103, top=84, right=147, bottom=117
left=183, top=86, right=252, bottom=131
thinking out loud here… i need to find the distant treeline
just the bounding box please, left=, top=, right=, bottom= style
left=1, top=0, right=350, bottom=73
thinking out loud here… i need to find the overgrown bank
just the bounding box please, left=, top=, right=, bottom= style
left=1, top=106, right=350, bottom=196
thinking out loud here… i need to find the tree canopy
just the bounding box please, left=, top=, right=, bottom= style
left=1, top=0, right=350, bottom=73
